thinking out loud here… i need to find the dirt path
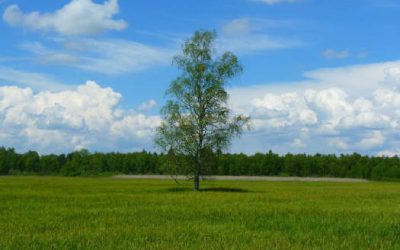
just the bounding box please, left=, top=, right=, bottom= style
left=112, top=175, right=369, bottom=183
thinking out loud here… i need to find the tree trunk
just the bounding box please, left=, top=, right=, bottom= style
left=194, top=147, right=201, bottom=191
left=194, top=172, right=200, bottom=191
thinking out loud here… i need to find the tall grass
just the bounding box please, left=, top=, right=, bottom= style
left=0, top=177, right=399, bottom=249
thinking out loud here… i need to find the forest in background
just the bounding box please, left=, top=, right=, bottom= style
left=0, top=147, right=399, bottom=180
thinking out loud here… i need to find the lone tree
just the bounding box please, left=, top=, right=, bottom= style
left=155, top=30, right=249, bottom=191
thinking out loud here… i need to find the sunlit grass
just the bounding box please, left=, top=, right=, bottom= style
left=0, top=177, right=399, bottom=249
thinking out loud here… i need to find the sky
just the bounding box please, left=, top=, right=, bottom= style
left=0, top=0, right=400, bottom=155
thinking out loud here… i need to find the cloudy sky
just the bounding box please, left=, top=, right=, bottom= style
left=0, top=0, right=399, bottom=155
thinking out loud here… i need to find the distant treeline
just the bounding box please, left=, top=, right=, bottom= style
left=0, top=147, right=399, bottom=180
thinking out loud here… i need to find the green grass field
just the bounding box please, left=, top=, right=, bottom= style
left=1, top=177, right=400, bottom=249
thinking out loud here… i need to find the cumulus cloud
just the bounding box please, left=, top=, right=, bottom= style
left=250, top=92, right=318, bottom=129
left=2, top=61, right=400, bottom=155
left=3, top=0, right=127, bottom=36
left=229, top=61, right=400, bottom=155
left=358, top=131, right=385, bottom=149
left=292, top=138, right=306, bottom=148
left=219, top=18, right=302, bottom=54
left=138, top=100, right=157, bottom=112
left=0, top=81, right=160, bottom=153
left=303, top=61, right=400, bottom=95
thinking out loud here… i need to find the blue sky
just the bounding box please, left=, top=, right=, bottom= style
left=0, top=0, right=400, bottom=155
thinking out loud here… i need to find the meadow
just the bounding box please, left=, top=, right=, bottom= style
left=0, top=177, right=400, bottom=249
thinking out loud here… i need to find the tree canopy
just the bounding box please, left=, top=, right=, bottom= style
left=155, top=30, right=249, bottom=191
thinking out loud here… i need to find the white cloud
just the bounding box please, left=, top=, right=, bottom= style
left=138, top=100, right=157, bottom=112
left=0, top=81, right=161, bottom=153
left=323, top=49, right=369, bottom=60
left=20, top=39, right=174, bottom=75
left=3, top=0, right=127, bottom=36
left=377, top=150, right=400, bottom=157
left=383, top=67, right=400, bottom=90
left=357, top=52, right=369, bottom=59
left=20, top=42, right=81, bottom=65
left=229, top=60, right=400, bottom=155
left=219, top=34, right=301, bottom=54
left=303, top=61, right=400, bottom=95
left=358, top=131, right=385, bottom=149
left=323, top=49, right=350, bottom=59
left=222, top=17, right=297, bottom=37
left=327, top=138, right=349, bottom=150
left=3, top=61, right=400, bottom=155
left=222, top=18, right=255, bottom=36
left=0, top=66, right=69, bottom=91
left=219, top=18, right=302, bottom=54
left=292, top=138, right=306, bottom=148
left=250, top=92, right=317, bottom=129
left=252, top=0, right=298, bottom=5
left=77, top=39, right=173, bottom=74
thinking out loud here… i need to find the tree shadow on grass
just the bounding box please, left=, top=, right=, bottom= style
left=166, top=187, right=192, bottom=192
left=166, top=187, right=252, bottom=193
left=201, top=187, right=251, bottom=193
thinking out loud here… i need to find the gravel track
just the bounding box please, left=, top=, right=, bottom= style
left=112, top=175, right=369, bottom=182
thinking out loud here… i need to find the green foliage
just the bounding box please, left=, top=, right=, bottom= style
left=1, top=177, right=400, bottom=249
left=155, top=30, right=249, bottom=190
left=1, top=146, right=400, bottom=181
